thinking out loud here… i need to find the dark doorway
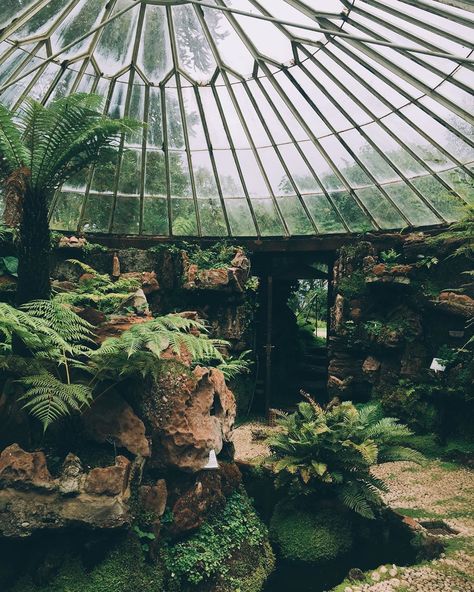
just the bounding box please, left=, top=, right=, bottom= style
left=251, top=253, right=333, bottom=417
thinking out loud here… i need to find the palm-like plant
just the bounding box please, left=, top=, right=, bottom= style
left=0, top=93, right=139, bottom=303
left=267, top=397, right=424, bottom=518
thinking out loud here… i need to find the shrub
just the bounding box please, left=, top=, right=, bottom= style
left=267, top=398, right=424, bottom=518
left=269, top=502, right=353, bottom=563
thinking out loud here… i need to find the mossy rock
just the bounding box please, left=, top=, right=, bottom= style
left=269, top=502, right=353, bottom=564
left=10, top=536, right=164, bottom=592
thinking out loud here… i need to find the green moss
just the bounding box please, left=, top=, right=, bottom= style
left=222, top=540, right=275, bottom=592
left=163, top=489, right=271, bottom=590
left=11, top=536, right=164, bottom=592
left=269, top=502, right=353, bottom=564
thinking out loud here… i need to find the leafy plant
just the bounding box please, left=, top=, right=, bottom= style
left=88, top=314, right=228, bottom=382
left=54, top=259, right=141, bottom=313
left=0, top=93, right=140, bottom=303
left=217, top=350, right=253, bottom=381
left=132, top=525, right=156, bottom=553
left=380, top=248, right=401, bottom=265
left=0, top=300, right=95, bottom=429
left=267, top=397, right=424, bottom=518
left=427, top=206, right=474, bottom=261
left=415, top=254, right=439, bottom=269
left=0, top=255, right=18, bottom=276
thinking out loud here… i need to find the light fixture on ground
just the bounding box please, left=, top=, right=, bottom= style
left=203, top=449, right=219, bottom=470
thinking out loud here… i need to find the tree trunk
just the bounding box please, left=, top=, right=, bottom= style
left=16, top=187, right=51, bottom=305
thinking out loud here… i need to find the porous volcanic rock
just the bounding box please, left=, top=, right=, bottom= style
left=120, top=271, right=160, bottom=295
left=139, top=478, right=168, bottom=517
left=148, top=366, right=236, bottom=472
left=0, top=444, right=53, bottom=491
left=182, top=249, right=250, bottom=292
left=84, top=456, right=131, bottom=497
left=82, top=391, right=150, bottom=457
left=0, top=447, right=131, bottom=537
left=170, top=463, right=242, bottom=535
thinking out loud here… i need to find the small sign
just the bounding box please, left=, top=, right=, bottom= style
left=430, top=358, right=446, bottom=373
left=449, top=330, right=464, bottom=338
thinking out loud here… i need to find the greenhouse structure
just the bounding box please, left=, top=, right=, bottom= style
left=0, top=1, right=472, bottom=591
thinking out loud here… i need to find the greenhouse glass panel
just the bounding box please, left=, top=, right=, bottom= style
left=0, top=0, right=472, bottom=239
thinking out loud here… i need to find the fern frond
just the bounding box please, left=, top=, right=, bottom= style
left=19, top=372, right=93, bottom=431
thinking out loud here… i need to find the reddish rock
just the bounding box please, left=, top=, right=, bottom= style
left=84, top=456, right=131, bottom=497
left=150, top=367, right=236, bottom=472
left=170, top=464, right=241, bottom=535
left=433, top=292, right=474, bottom=318
left=82, top=392, right=150, bottom=457
left=95, top=315, right=152, bottom=343
left=362, top=356, right=381, bottom=373
left=182, top=250, right=250, bottom=292
left=120, top=271, right=160, bottom=295
left=372, top=263, right=387, bottom=276
left=0, top=444, right=54, bottom=490
left=75, top=306, right=106, bottom=326
left=58, top=235, right=86, bottom=249
left=390, top=264, right=413, bottom=275
left=51, top=280, right=77, bottom=293
left=139, top=479, right=167, bottom=517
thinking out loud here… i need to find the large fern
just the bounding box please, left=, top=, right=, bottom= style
left=0, top=300, right=94, bottom=430
left=267, top=398, right=424, bottom=519
left=89, top=314, right=228, bottom=381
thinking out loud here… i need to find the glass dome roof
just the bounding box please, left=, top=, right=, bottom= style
left=0, top=0, right=473, bottom=238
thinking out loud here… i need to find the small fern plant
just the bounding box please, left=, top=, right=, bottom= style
left=266, top=397, right=424, bottom=519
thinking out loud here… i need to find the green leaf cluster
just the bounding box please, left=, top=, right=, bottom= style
left=267, top=399, right=424, bottom=518
left=163, top=490, right=269, bottom=587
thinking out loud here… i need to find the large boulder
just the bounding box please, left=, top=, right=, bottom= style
left=82, top=391, right=150, bottom=457
left=148, top=366, right=236, bottom=472
left=0, top=446, right=131, bottom=537
left=170, top=463, right=242, bottom=535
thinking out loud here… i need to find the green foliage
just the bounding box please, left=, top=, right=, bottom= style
left=267, top=399, right=424, bottom=519
left=218, top=350, right=253, bottom=381
left=269, top=503, right=353, bottom=563
left=0, top=300, right=94, bottom=430
left=54, top=259, right=141, bottom=313
left=163, top=490, right=269, bottom=588
left=427, top=206, right=474, bottom=260
left=0, top=94, right=140, bottom=195
left=89, top=314, right=227, bottom=382
left=132, top=525, right=156, bottom=553
left=380, top=248, right=401, bottom=265
left=184, top=241, right=243, bottom=270
left=0, top=255, right=18, bottom=277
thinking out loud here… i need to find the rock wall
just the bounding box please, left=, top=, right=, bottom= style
left=328, top=231, right=473, bottom=437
